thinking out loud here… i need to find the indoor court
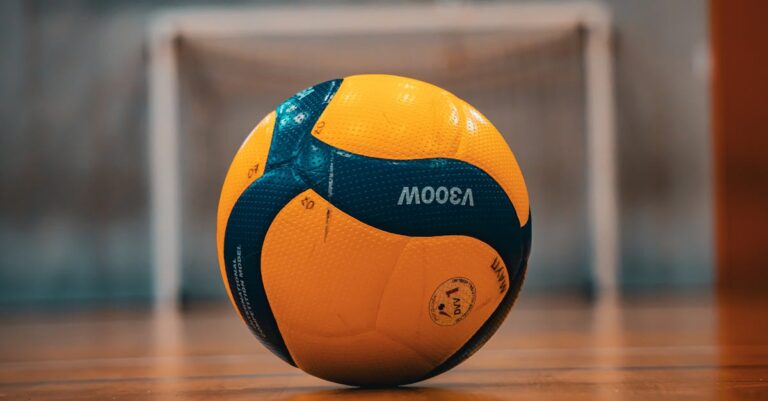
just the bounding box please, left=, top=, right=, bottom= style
left=1, top=1, right=767, bottom=400
left=3, top=294, right=768, bottom=399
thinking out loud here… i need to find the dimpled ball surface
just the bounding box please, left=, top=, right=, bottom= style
left=216, top=75, right=532, bottom=386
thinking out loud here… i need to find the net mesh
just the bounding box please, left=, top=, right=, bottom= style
left=177, top=27, right=589, bottom=298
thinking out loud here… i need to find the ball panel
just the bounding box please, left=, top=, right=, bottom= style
left=262, top=189, right=507, bottom=386
left=266, top=79, right=343, bottom=170
left=222, top=166, right=307, bottom=365
left=375, top=236, right=510, bottom=370
left=313, top=74, right=529, bottom=226
left=263, top=189, right=407, bottom=339
left=300, top=137, right=526, bottom=288
left=218, top=79, right=344, bottom=365
left=284, top=331, right=435, bottom=387
left=418, top=221, right=530, bottom=382
left=217, top=111, right=276, bottom=313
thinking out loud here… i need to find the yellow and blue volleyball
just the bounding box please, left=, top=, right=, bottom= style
left=216, top=75, right=532, bottom=386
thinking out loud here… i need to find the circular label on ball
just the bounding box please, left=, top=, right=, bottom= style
left=429, top=277, right=477, bottom=326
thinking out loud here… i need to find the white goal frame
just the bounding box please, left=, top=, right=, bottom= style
left=148, top=2, right=619, bottom=310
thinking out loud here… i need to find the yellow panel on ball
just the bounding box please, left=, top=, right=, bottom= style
left=261, top=190, right=508, bottom=386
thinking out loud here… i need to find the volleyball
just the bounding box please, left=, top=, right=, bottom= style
left=216, top=74, right=532, bottom=386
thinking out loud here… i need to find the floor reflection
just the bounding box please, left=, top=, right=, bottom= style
left=152, top=304, right=184, bottom=401
left=717, top=293, right=768, bottom=401
left=591, top=292, right=624, bottom=401
left=282, top=387, right=503, bottom=401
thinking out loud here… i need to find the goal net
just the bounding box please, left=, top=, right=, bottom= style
left=149, top=3, right=617, bottom=305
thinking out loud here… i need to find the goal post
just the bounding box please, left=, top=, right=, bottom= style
left=148, top=2, right=618, bottom=309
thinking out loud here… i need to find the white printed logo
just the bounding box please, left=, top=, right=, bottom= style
left=397, top=186, right=474, bottom=206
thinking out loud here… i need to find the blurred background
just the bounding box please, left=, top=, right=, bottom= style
left=0, top=0, right=762, bottom=308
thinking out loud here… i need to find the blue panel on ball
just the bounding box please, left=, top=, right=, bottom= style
left=266, top=79, right=343, bottom=169
left=299, top=138, right=527, bottom=279
left=223, top=167, right=305, bottom=364
left=223, top=79, right=342, bottom=365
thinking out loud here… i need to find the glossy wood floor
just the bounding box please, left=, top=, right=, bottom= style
left=1, top=292, right=767, bottom=400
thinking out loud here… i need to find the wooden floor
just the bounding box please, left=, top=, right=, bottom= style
left=1, top=293, right=767, bottom=400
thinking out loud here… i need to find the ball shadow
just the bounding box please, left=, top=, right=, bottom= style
left=282, top=386, right=503, bottom=401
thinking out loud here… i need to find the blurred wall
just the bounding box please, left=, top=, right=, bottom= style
left=604, top=0, right=712, bottom=288
left=0, top=0, right=711, bottom=304
left=712, top=0, right=768, bottom=292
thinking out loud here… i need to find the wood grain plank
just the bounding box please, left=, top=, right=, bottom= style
left=1, top=294, right=766, bottom=400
